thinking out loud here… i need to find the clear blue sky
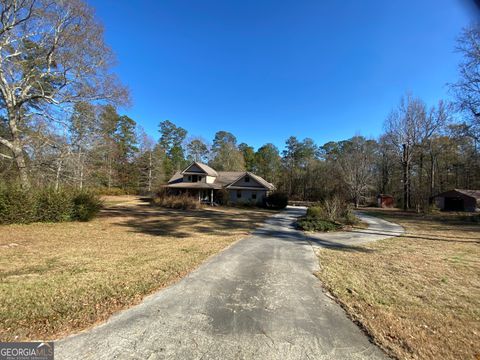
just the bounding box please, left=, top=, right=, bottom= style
left=88, top=0, right=477, bottom=149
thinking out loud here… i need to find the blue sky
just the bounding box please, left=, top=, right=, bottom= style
left=88, top=0, right=477, bottom=149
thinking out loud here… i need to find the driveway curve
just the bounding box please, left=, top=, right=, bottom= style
left=56, top=207, right=392, bottom=360
left=307, top=212, right=404, bottom=250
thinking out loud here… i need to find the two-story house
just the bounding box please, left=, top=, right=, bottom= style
left=166, top=162, right=275, bottom=205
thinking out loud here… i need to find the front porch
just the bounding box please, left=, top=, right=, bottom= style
left=167, top=187, right=217, bottom=205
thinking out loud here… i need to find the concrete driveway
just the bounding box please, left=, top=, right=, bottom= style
left=307, top=212, right=404, bottom=250
left=56, top=207, right=394, bottom=360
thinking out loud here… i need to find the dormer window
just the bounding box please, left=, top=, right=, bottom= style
left=245, top=175, right=250, bottom=183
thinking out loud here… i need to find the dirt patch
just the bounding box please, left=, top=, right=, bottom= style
left=0, top=197, right=274, bottom=341
left=315, top=210, right=480, bottom=360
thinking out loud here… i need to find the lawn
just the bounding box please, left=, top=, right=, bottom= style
left=315, top=209, right=480, bottom=360
left=0, top=197, right=273, bottom=341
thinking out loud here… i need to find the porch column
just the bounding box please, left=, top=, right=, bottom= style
left=198, top=191, right=201, bottom=203
left=211, top=189, right=214, bottom=206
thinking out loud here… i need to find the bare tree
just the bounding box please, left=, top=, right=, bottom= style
left=451, top=24, right=480, bottom=143
left=0, top=0, right=127, bottom=188
left=337, top=136, right=376, bottom=208
left=69, top=102, right=98, bottom=189
left=384, top=95, right=446, bottom=210
left=384, top=95, right=426, bottom=210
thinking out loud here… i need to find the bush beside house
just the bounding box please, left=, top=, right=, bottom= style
left=265, top=192, right=288, bottom=209
left=151, top=189, right=200, bottom=210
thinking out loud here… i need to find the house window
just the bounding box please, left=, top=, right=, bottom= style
left=245, top=175, right=250, bottom=183
left=252, top=192, right=257, bottom=200
left=192, top=175, right=198, bottom=182
left=237, top=190, right=242, bottom=199
left=188, top=175, right=191, bottom=181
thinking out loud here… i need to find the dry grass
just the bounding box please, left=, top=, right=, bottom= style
left=0, top=197, right=273, bottom=341
left=315, top=209, right=480, bottom=360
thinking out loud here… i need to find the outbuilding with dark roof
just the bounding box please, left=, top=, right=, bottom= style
left=431, top=189, right=480, bottom=212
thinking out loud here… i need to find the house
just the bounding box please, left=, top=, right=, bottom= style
left=377, top=194, right=395, bottom=208
left=431, top=189, right=480, bottom=212
left=166, top=162, right=275, bottom=205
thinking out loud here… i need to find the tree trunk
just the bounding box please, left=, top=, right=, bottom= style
left=381, top=153, right=388, bottom=194
left=407, top=161, right=412, bottom=210
left=12, top=143, right=30, bottom=189
left=402, top=144, right=409, bottom=210
left=148, top=151, right=152, bottom=192
left=419, top=152, right=424, bottom=210
left=79, top=163, right=84, bottom=190
left=7, top=109, right=30, bottom=189
left=78, top=151, right=84, bottom=190
left=430, top=152, right=435, bottom=198
left=107, top=156, right=112, bottom=189
left=55, top=158, right=63, bottom=191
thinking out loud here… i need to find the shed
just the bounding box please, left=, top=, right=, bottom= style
left=377, top=194, right=395, bottom=208
left=431, top=189, right=480, bottom=212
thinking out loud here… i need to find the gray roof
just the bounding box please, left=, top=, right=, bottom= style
left=215, top=171, right=245, bottom=186
left=168, top=172, right=183, bottom=184
left=454, top=189, right=480, bottom=200
left=247, top=172, right=275, bottom=190
left=182, top=162, right=218, bottom=177
left=434, top=189, right=480, bottom=201
left=167, top=166, right=275, bottom=190
left=167, top=182, right=222, bottom=189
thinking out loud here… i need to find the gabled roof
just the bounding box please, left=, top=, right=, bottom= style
left=247, top=172, right=275, bottom=190
left=452, top=189, right=480, bottom=200
left=214, top=171, right=245, bottom=186
left=226, top=172, right=275, bottom=190
left=168, top=171, right=183, bottom=184
left=181, top=162, right=218, bottom=177
left=167, top=166, right=275, bottom=191
left=434, top=189, right=480, bottom=201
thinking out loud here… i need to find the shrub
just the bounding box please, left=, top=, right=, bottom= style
left=306, top=206, right=324, bottom=219
left=297, top=217, right=339, bottom=232
left=215, top=188, right=230, bottom=206
left=0, top=185, right=36, bottom=224
left=265, top=192, right=288, bottom=209
left=0, top=185, right=101, bottom=224
left=322, top=196, right=349, bottom=222
left=342, top=209, right=358, bottom=225
left=71, top=192, right=102, bottom=221
left=297, top=196, right=358, bottom=232
left=36, top=188, right=73, bottom=222
left=152, top=191, right=200, bottom=210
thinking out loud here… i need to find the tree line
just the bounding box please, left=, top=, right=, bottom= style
left=0, top=0, right=479, bottom=210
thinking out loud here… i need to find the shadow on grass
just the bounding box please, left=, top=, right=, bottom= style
left=100, top=203, right=273, bottom=239
left=359, top=210, right=479, bottom=243
left=345, top=229, right=480, bottom=244
left=305, top=235, right=375, bottom=253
